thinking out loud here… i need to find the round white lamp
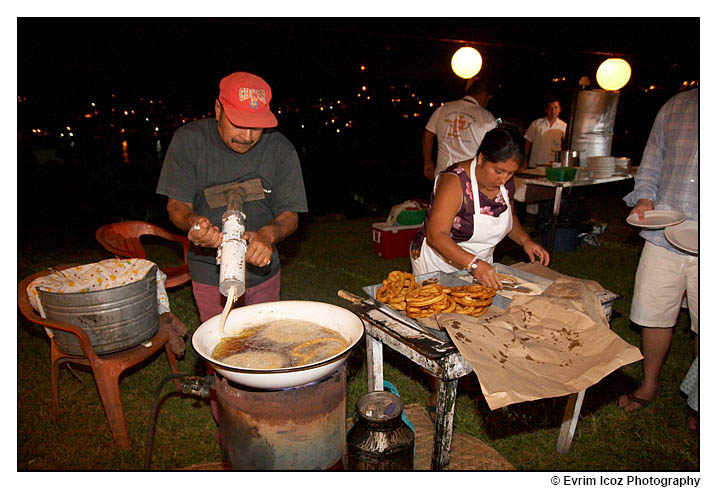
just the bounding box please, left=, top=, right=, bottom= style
left=596, top=58, right=632, bottom=91
left=451, top=47, right=482, bottom=79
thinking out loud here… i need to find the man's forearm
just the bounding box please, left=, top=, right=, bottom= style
left=257, top=211, right=299, bottom=246
left=167, top=198, right=198, bottom=232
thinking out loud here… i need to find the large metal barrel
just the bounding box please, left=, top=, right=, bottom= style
left=569, top=89, right=620, bottom=167
left=38, top=265, right=159, bottom=356
left=216, top=364, right=347, bottom=470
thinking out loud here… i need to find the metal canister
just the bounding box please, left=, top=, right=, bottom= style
left=347, top=391, right=414, bottom=471
left=569, top=89, right=620, bottom=167
left=554, top=150, right=580, bottom=168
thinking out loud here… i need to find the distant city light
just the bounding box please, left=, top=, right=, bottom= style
left=361, top=86, right=367, bottom=91
left=360, top=65, right=365, bottom=71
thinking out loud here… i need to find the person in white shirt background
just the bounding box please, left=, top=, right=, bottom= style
left=524, top=97, right=567, bottom=168
left=422, top=76, right=497, bottom=180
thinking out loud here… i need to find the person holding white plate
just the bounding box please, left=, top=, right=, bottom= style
left=619, top=88, right=698, bottom=430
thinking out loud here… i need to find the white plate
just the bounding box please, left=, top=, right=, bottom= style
left=665, top=221, right=698, bottom=254
left=626, top=210, right=686, bottom=228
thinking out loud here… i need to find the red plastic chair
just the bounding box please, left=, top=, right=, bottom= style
left=95, top=221, right=191, bottom=288
left=18, top=266, right=181, bottom=449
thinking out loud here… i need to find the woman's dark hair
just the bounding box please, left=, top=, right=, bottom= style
left=477, top=124, right=526, bottom=165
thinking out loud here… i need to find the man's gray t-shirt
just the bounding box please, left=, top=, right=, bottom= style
left=156, top=118, right=308, bottom=287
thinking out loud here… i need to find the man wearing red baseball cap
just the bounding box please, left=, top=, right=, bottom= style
left=157, top=71, right=308, bottom=321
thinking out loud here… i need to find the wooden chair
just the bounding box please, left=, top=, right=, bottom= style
left=95, top=221, right=191, bottom=288
left=18, top=266, right=181, bottom=449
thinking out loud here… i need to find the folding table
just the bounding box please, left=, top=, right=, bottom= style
left=355, top=267, right=619, bottom=470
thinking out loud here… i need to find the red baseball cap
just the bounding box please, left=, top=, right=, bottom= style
left=218, top=72, right=278, bottom=128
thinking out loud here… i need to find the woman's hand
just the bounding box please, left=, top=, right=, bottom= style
left=188, top=216, right=222, bottom=248
left=471, top=260, right=502, bottom=289
left=523, top=239, right=550, bottom=266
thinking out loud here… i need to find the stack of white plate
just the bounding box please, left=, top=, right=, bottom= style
left=614, top=157, right=631, bottom=175
left=587, top=156, right=616, bottom=178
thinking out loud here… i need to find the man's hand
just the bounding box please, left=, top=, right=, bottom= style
left=243, top=229, right=273, bottom=267
left=188, top=216, right=222, bottom=248
left=167, top=198, right=222, bottom=248
left=423, top=161, right=436, bottom=180
left=629, top=199, right=655, bottom=220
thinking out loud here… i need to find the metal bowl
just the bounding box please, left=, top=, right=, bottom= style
left=192, top=300, right=365, bottom=389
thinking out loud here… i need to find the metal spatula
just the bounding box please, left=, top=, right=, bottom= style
left=500, top=280, right=532, bottom=293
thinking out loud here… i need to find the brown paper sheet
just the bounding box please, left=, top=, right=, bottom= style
left=437, top=279, right=642, bottom=410
left=511, top=262, right=604, bottom=293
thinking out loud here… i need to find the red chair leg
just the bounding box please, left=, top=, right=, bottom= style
left=50, top=358, right=62, bottom=423
left=50, top=342, right=64, bottom=423
left=164, top=343, right=182, bottom=392
left=92, top=368, right=131, bottom=449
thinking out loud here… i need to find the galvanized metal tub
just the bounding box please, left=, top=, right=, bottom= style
left=38, top=265, right=159, bottom=355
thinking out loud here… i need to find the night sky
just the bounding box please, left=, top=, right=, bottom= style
left=18, top=17, right=699, bottom=113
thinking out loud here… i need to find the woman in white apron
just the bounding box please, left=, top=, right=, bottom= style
left=410, top=126, right=550, bottom=419
left=410, top=126, right=549, bottom=290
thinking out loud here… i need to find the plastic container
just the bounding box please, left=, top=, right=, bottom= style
left=396, top=209, right=426, bottom=225
left=372, top=222, right=421, bottom=259
left=545, top=167, right=578, bottom=182
left=542, top=227, right=579, bottom=252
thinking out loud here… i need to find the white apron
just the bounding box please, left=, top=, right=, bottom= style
left=411, top=157, right=513, bottom=275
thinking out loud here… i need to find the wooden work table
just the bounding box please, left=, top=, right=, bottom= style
left=352, top=266, right=619, bottom=470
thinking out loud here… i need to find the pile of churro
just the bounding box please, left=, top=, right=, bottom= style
left=376, top=271, right=496, bottom=318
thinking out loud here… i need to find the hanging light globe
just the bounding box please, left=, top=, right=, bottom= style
left=596, top=58, right=632, bottom=91
left=451, top=47, right=482, bottom=79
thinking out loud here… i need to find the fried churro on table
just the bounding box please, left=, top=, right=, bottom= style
left=376, top=271, right=496, bottom=318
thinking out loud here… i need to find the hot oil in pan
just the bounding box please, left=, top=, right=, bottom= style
left=211, top=320, right=349, bottom=369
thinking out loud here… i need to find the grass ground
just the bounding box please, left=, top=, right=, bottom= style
left=16, top=183, right=698, bottom=471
